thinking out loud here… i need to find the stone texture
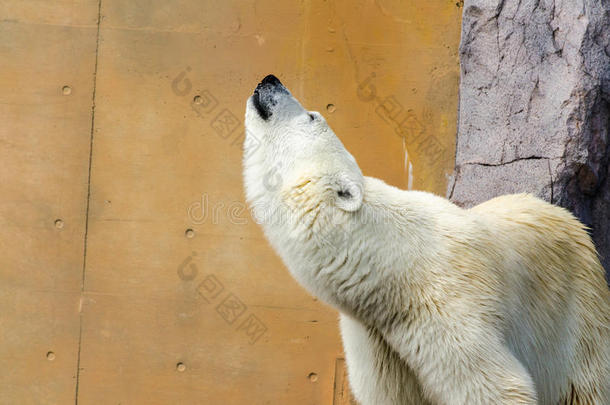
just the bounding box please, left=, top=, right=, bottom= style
left=448, top=0, right=610, bottom=281
left=451, top=158, right=553, bottom=207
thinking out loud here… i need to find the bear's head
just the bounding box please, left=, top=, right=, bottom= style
left=243, top=75, right=364, bottom=223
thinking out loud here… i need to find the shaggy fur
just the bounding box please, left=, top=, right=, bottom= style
left=243, top=75, right=610, bottom=405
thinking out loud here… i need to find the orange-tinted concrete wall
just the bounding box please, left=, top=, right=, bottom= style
left=0, top=1, right=461, bottom=403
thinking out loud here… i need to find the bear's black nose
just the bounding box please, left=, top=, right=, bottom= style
left=252, top=74, right=288, bottom=121
left=261, top=74, right=281, bottom=87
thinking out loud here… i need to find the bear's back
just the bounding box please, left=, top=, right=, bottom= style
left=468, top=193, right=609, bottom=403
left=470, top=193, right=599, bottom=269
left=468, top=193, right=607, bottom=315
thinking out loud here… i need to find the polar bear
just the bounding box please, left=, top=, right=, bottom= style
left=243, top=74, right=610, bottom=405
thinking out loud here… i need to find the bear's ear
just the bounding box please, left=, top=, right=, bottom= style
left=333, top=175, right=363, bottom=212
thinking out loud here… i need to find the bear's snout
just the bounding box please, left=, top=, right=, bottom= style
left=252, top=74, right=288, bottom=121
left=259, top=74, right=281, bottom=87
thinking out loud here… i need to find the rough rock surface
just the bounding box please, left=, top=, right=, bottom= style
left=448, top=0, right=610, bottom=281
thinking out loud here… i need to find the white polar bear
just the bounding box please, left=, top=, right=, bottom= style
left=242, top=75, right=610, bottom=405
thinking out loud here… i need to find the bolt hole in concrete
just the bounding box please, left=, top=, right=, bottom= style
left=176, top=362, right=186, bottom=372
left=185, top=229, right=195, bottom=238
left=307, top=372, right=318, bottom=382
left=46, top=351, right=55, bottom=361
left=54, top=219, right=64, bottom=229
left=62, top=85, right=71, bottom=95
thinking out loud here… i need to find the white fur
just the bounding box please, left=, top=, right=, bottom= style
left=243, top=82, right=610, bottom=404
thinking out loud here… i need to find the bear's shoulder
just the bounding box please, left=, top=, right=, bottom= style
left=470, top=193, right=571, bottom=220
left=469, top=193, right=592, bottom=247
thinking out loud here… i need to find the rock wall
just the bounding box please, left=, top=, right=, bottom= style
left=448, top=0, right=610, bottom=281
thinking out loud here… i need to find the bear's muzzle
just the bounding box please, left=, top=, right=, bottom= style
left=252, top=74, right=288, bottom=120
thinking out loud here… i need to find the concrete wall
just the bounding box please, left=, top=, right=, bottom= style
left=0, top=1, right=461, bottom=403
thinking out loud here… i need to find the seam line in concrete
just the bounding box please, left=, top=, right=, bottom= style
left=75, top=0, right=102, bottom=403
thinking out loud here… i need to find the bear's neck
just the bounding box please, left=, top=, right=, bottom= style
left=266, top=176, right=452, bottom=328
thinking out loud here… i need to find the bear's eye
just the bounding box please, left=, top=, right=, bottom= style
left=308, top=113, right=315, bottom=122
